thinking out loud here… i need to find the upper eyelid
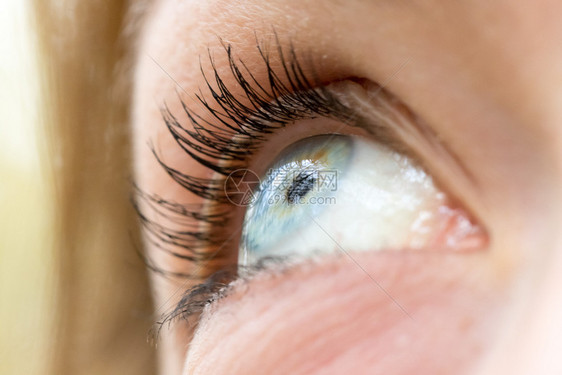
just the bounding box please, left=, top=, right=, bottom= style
left=153, top=40, right=350, bottom=200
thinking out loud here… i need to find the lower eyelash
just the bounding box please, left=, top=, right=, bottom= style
left=134, top=37, right=356, bottom=277
left=152, top=256, right=294, bottom=337
left=151, top=267, right=238, bottom=337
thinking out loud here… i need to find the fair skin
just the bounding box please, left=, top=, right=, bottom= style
left=133, top=0, right=562, bottom=374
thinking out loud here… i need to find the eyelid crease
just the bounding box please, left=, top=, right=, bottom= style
left=335, top=79, right=478, bottom=189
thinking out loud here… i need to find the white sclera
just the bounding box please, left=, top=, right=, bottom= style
left=239, top=136, right=470, bottom=266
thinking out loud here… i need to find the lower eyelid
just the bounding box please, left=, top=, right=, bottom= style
left=183, top=251, right=502, bottom=375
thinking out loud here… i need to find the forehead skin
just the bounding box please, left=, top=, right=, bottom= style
left=133, top=1, right=562, bottom=374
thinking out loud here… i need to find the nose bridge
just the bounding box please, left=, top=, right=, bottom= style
left=528, top=245, right=562, bottom=373
left=477, top=18, right=562, bottom=368
left=509, top=87, right=562, bottom=373
left=481, top=236, right=562, bottom=375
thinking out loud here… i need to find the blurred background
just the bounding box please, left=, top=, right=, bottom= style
left=0, top=1, right=54, bottom=374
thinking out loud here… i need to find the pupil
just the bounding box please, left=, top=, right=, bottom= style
left=286, top=170, right=316, bottom=204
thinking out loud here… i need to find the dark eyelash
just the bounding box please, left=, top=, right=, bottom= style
left=150, top=256, right=293, bottom=339
left=154, top=42, right=352, bottom=202
left=134, top=37, right=356, bottom=277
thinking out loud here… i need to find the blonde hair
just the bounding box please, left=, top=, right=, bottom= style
left=30, top=1, right=156, bottom=373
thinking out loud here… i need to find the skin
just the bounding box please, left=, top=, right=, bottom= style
left=133, top=0, right=562, bottom=374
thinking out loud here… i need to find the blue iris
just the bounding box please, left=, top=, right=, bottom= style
left=239, top=135, right=353, bottom=264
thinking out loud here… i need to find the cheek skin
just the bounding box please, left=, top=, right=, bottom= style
left=184, top=252, right=509, bottom=375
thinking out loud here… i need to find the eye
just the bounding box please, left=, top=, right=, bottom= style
left=141, top=39, right=487, bottom=290
left=239, top=133, right=484, bottom=266
left=138, top=38, right=493, bottom=341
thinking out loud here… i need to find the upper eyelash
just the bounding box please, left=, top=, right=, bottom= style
left=154, top=41, right=352, bottom=202
left=134, top=38, right=357, bottom=276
